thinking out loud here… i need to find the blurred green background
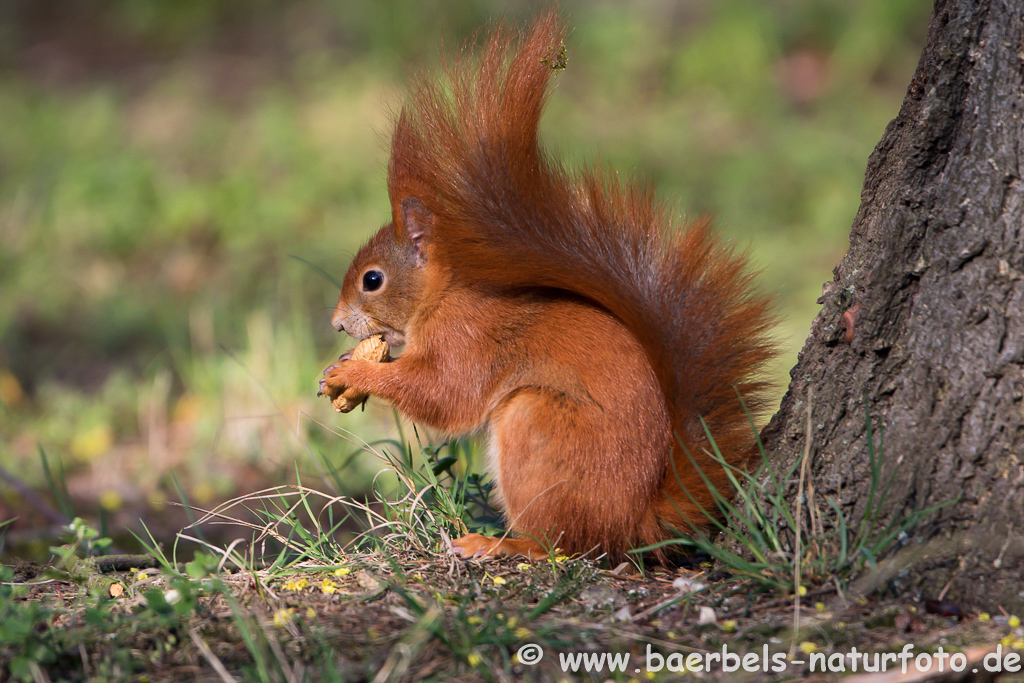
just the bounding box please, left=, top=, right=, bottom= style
left=0, top=0, right=930, bottom=557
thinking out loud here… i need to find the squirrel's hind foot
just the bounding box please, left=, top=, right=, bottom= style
left=451, top=534, right=550, bottom=561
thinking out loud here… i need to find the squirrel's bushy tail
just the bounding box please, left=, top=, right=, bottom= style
left=388, top=12, right=777, bottom=533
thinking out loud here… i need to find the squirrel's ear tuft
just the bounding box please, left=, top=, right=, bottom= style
left=388, top=112, right=422, bottom=192
left=400, top=197, right=434, bottom=265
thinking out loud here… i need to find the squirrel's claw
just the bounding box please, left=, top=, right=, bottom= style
left=322, top=353, right=352, bottom=378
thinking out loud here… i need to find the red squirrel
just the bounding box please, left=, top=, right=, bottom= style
left=319, top=13, right=776, bottom=561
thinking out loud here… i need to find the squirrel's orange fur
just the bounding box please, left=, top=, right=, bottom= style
left=321, top=13, right=776, bottom=561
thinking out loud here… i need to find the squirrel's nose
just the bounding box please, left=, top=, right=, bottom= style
left=331, top=316, right=346, bottom=333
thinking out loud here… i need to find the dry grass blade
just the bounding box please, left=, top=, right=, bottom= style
left=190, top=627, right=236, bottom=682
left=372, top=605, right=443, bottom=683
left=790, top=386, right=813, bottom=655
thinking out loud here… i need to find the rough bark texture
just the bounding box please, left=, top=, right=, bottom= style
left=762, top=0, right=1024, bottom=610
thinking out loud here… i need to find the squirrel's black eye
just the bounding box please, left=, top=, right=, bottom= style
left=362, top=270, right=384, bottom=292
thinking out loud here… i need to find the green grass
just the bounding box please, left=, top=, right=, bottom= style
left=649, top=400, right=956, bottom=599
left=0, top=417, right=998, bottom=682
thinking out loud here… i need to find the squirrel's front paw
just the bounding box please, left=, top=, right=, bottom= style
left=318, top=336, right=390, bottom=412
left=319, top=361, right=361, bottom=412
left=316, top=356, right=349, bottom=398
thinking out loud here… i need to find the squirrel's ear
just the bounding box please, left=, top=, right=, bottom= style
left=400, top=197, right=433, bottom=266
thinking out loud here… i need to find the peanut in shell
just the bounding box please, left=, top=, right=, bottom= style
left=330, top=335, right=390, bottom=413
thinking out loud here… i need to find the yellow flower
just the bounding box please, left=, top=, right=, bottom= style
left=1009, top=615, right=1021, bottom=628
left=283, top=578, right=308, bottom=591
left=172, top=393, right=202, bottom=424
left=70, top=423, right=113, bottom=462
left=191, top=481, right=215, bottom=504
left=467, top=616, right=483, bottom=625
left=721, top=620, right=737, bottom=633
left=516, top=563, right=531, bottom=571
left=99, top=489, right=123, bottom=511
left=978, top=612, right=991, bottom=621
left=815, top=602, right=826, bottom=612
left=514, top=627, right=531, bottom=639
left=467, top=652, right=481, bottom=667
left=799, top=642, right=817, bottom=654
left=506, top=617, right=517, bottom=628
left=797, top=585, right=807, bottom=596
left=554, top=555, right=570, bottom=563
left=305, top=608, right=316, bottom=618
left=321, top=578, right=338, bottom=594
left=490, top=574, right=507, bottom=586
left=0, top=371, right=24, bottom=408
left=273, top=608, right=294, bottom=627
left=333, top=567, right=351, bottom=577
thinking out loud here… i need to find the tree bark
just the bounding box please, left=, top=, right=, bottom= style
left=762, top=0, right=1024, bottom=611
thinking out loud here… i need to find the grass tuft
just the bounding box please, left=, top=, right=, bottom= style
left=654, top=394, right=955, bottom=596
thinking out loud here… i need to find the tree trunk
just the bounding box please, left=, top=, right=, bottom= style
left=762, top=0, right=1024, bottom=611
